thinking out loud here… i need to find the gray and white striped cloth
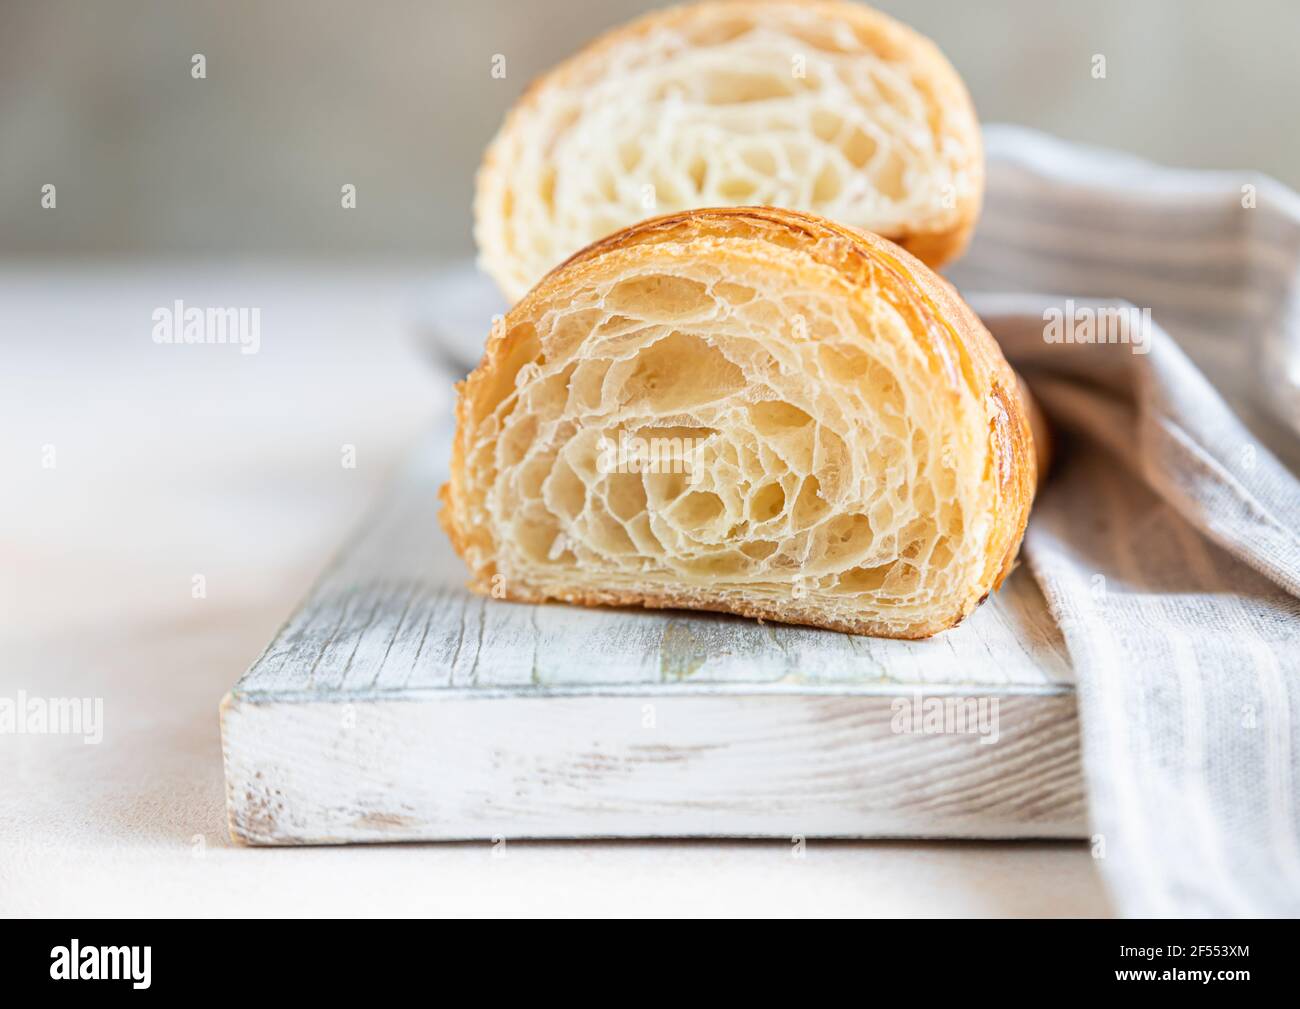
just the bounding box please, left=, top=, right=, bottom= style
left=952, top=126, right=1300, bottom=916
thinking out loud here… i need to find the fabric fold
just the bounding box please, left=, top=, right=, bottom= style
left=960, top=127, right=1300, bottom=916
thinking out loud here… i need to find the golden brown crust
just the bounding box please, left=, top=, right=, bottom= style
left=444, top=206, right=1040, bottom=639
left=475, top=0, right=983, bottom=300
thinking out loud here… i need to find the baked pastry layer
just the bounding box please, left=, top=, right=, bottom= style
left=442, top=207, right=1039, bottom=639
left=476, top=0, right=983, bottom=301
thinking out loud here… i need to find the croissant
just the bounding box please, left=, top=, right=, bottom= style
left=441, top=207, right=1042, bottom=639
left=475, top=0, right=983, bottom=302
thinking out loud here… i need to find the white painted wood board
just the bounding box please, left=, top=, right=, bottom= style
left=221, top=433, right=1086, bottom=845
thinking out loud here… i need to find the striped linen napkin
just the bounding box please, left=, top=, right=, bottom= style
left=951, top=126, right=1300, bottom=916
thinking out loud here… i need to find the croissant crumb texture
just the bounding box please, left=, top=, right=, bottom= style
left=442, top=208, right=1039, bottom=639
left=476, top=0, right=984, bottom=301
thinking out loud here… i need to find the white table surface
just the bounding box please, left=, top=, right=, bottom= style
left=0, top=260, right=1113, bottom=917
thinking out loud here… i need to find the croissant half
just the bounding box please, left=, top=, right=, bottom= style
left=476, top=0, right=983, bottom=301
left=441, top=208, right=1041, bottom=639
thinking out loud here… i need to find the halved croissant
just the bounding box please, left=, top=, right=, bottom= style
left=441, top=207, right=1041, bottom=639
left=476, top=0, right=983, bottom=302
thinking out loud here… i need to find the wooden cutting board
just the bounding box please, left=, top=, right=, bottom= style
left=221, top=433, right=1085, bottom=845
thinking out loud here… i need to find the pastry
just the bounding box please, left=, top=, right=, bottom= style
left=441, top=207, right=1042, bottom=639
left=475, top=0, right=983, bottom=301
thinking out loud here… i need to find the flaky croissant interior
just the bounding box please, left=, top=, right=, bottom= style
left=476, top=0, right=983, bottom=301
left=443, top=208, right=1038, bottom=639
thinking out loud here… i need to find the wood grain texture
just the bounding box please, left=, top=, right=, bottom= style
left=222, top=432, right=1086, bottom=845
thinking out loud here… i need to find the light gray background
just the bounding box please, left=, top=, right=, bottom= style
left=3, top=0, right=1297, bottom=256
